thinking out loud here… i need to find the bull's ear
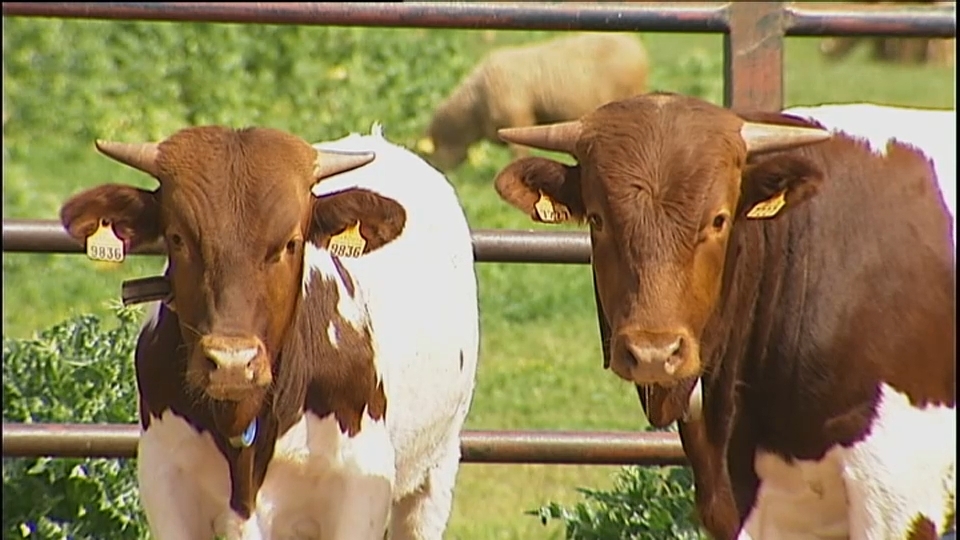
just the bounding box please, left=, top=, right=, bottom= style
left=739, top=154, right=825, bottom=220
left=310, top=188, right=407, bottom=256
left=59, top=184, right=161, bottom=251
left=494, top=157, right=585, bottom=224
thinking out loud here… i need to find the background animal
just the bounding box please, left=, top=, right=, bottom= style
left=818, top=1, right=956, bottom=66
left=490, top=95, right=956, bottom=539
left=420, top=32, right=650, bottom=172
left=820, top=34, right=955, bottom=65
left=57, top=124, right=480, bottom=540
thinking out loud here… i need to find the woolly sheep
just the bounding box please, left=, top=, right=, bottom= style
left=420, top=33, right=650, bottom=171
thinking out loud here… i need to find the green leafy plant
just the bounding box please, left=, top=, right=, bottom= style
left=530, top=426, right=706, bottom=540
left=2, top=304, right=147, bottom=539
left=648, top=47, right=724, bottom=105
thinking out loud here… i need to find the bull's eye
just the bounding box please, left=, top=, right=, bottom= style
left=168, top=233, right=184, bottom=249
left=587, top=213, right=604, bottom=232
left=712, top=213, right=728, bottom=232
left=267, top=238, right=299, bottom=264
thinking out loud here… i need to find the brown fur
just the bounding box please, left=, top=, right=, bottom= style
left=60, top=125, right=406, bottom=518
left=492, top=92, right=956, bottom=538
left=425, top=33, right=650, bottom=171
left=907, top=514, right=941, bottom=540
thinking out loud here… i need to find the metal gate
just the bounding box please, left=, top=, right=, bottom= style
left=1, top=2, right=955, bottom=467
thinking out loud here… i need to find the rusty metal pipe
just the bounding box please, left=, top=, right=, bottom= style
left=2, top=219, right=592, bottom=264
left=1, top=2, right=731, bottom=32
left=785, top=3, right=956, bottom=38
left=1, top=423, right=687, bottom=465
left=3, top=2, right=954, bottom=38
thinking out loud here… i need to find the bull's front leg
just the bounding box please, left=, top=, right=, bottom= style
left=679, top=418, right=743, bottom=540
left=138, top=412, right=229, bottom=540
left=327, top=416, right=396, bottom=540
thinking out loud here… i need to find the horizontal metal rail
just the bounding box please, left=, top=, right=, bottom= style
left=2, top=2, right=730, bottom=32
left=2, top=2, right=954, bottom=37
left=1, top=423, right=688, bottom=466
left=2, top=218, right=592, bottom=264
left=785, top=2, right=957, bottom=38
left=2, top=0, right=955, bottom=471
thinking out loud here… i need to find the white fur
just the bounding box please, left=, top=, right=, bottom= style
left=740, top=384, right=956, bottom=540
left=138, top=125, right=480, bottom=540
left=782, top=103, right=956, bottom=246
left=326, top=320, right=339, bottom=349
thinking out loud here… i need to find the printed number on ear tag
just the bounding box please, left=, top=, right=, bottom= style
left=86, top=220, right=125, bottom=263
left=746, top=190, right=787, bottom=220
left=534, top=191, right=570, bottom=223
left=328, top=221, right=367, bottom=258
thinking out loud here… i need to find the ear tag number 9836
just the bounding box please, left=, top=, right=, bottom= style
left=86, top=220, right=125, bottom=263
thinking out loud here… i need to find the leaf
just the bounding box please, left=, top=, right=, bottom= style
left=3, top=307, right=147, bottom=539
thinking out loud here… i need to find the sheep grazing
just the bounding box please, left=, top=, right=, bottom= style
left=420, top=33, right=650, bottom=171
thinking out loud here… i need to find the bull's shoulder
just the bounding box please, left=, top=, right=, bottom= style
left=783, top=105, right=954, bottom=194
left=783, top=103, right=956, bottom=242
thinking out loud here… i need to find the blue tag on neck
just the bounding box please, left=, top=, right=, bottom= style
left=228, top=418, right=258, bottom=448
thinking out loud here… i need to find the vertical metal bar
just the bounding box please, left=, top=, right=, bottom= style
left=723, top=2, right=787, bottom=111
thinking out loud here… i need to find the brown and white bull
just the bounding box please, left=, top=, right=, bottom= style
left=59, top=124, right=480, bottom=540
left=490, top=92, right=956, bottom=539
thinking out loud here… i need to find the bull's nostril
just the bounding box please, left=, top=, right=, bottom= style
left=203, top=355, right=219, bottom=371
left=622, top=348, right=640, bottom=368
left=665, top=337, right=682, bottom=358
left=625, top=334, right=686, bottom=369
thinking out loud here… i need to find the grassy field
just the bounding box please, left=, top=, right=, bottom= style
left=2, top=19, right=955, bottom=540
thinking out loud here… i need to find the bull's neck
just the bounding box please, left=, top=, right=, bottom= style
left=210, top=394, right=265, bottom=443
left=205, top=388, right=274, bottom=519
left=701, top=215, right=804, bottom=391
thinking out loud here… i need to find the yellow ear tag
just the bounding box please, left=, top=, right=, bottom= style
left=328, top=221, right=367, bottom=258
left=86, top=220, right=125, bottom=263
left=534, top=190, right=570, bottom=223
left=416, top=137, right=435, bottom=155
left=746, top=190, right=787, bottom=219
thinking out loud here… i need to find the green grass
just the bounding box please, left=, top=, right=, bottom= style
left=2, top=20, right=954, bottom=540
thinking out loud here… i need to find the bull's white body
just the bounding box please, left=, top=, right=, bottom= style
left=737, top=104, right=957, bottom=540
left=137, top=125, right=480, bottom=540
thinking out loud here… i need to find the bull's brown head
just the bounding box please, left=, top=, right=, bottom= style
left=60, top=126, right=404, bottom=414
left=492, top=93, right=831, bottom=425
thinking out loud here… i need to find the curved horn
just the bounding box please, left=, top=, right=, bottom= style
left=498, top=120, right=583, bottom=155
left=314, top=149, right=376, bottom=180
left=95, top=140, right=160, bottom=177
left=740, top=122, right=832, bottom=155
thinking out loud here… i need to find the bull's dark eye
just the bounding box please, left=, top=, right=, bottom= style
left=169, top=234, right=184, bottom=249
left=285, top=239, right=298, bottom=254
left=712, top=214, right=727, bottom=231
